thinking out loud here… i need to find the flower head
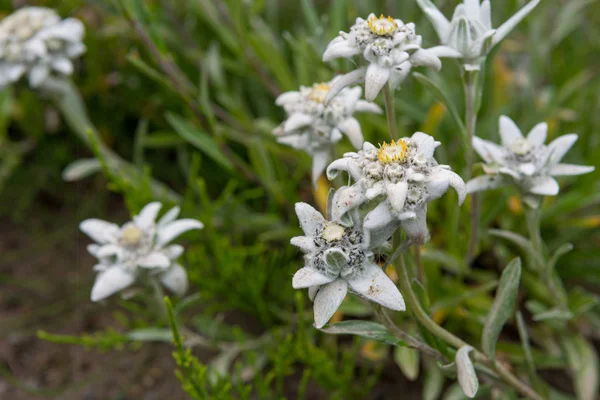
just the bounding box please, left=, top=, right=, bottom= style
left=416, top=0, right=540, bottom=70
left=327, top=132, right=466, bottom=245
left=322, top=13, right=442, bottom=101
left=274, top=78, right=381, bottom=184
left=291, top=202, right=405, bottom=328
left=467, top=116, right=594, bottom=207
left=80, top=202, right=203, bottom=301
left=0, top=7, right=85, bottom=90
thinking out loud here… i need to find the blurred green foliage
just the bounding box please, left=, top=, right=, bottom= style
left=2, top=0, right=599, bottom=398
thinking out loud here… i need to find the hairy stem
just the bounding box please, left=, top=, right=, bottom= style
left=391, top=243, right=542, bottom=400
left=373, top=305, right=446, bottom=362
left=383, top=83, right=398, bottom=140
left=464, top=70, right=480, bottom=263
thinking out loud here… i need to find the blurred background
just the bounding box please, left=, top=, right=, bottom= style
left=0, top=0, right=598, bottom=399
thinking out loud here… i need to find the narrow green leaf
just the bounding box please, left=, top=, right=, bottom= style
left=320, top=320, right=406, bottom=346
left=61, top=158, right=101, bottom=182
left=456, top=346, right=478, bottom=398
left=127, top=328, right=173, bottom=342
left=166, top=112, right=234, bottom=171
left=562, top=335, right=599, bottom=400
left=482, top=258, right=522, bottom=359
left=394, top=345, right=420, bottom=381
left=489, top=229, right=544, bottom=270
left=548, top=243, right=574, bottom=271
left=424, top=361, right=445, bottom=400
left=532, top=308, right=573, bottom=322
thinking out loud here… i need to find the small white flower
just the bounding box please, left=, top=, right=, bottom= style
left=322, top=13, right=443, bottom=101
left=291, top=202, right=405, bottom=328
left=80, top=202, right=203, bottom=301
left=274, top=79, right=381, bottom=184
left=0, top=7, right=85, bottom=90
left=467, top=116, right=594, bottom=206
left=327, top=132, right=466, bottom=245
left=416, top=0, right=540, bottom=70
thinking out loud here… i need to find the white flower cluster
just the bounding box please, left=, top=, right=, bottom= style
left=80, top=202, right=203, bottom=301
left=292, top=202, right=405, bottom=328
left=417, top=0, right=540, bottom=70
left=328, top=133, right=466, bottom=245
left=274, top=79, right=381, bottom=184
left=323, top=13, right=442, bottom=101
left=467, top=116, right=594, bottom=206
left=0, top=7, right=85, bottom=89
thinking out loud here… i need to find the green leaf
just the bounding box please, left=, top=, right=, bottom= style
left=489, top=229, right=544, bottom=271
left=394, top=345, right=420, bottom=381
left=548, top=243, right=574, bottom=271
left=61, top=158, right=102, bottom=181
left=166, top=112, right=234, bottom=171
left=127, top=328, right=173, bottom=342
left=532, top=308, right=574, bottom=322
left=320, top=320, right=405, bottom=346
left=424, top=360, right=445, bottom=400
left=562, top=335, right=599, bottom=400
left=482, top=258, right=522, bottom=359
left=456, top=346, right=478, bottom=398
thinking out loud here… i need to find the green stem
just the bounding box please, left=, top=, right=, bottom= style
left=383, top=83, right=398, bottom=141
left=391, top=244, right=542, bottom=400
left=464, top=70, right=480, bottom=263
left=53, top=80, right=181, bottom=203
left=150, top=278, right=168, bottom=322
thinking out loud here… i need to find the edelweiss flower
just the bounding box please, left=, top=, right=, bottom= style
left=467, top=116, right=594, bottom=206
left=327, top=133, right=466, bottom=245
left=291, top=202, right=405, bottom=328
left=322, top=14, right=442, bottom=101
left=274, top=79, right=381, bottom=184
left=416, top=0, right=540, bottom=70
left=80, top=202, right=203, bottom=301
left=0, top=7, right=85, bottom=89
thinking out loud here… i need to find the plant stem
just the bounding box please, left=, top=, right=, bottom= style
left=464, top=70, right=480, bottom=263
left=373, top=305, right=446, bottom=363
left=150, top=278, right=168, bottom=321
left=413, top=245, right=425, bottom=284
left=390, top=243, right=542, bottom=400
left=383, top=83, right=398, bottom=141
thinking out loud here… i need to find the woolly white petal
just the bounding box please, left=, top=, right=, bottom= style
left=546, top=134, right=578, bottom=166
left=135, top=202, right=162, bottom=229
left=365, top=63, right=391, bottom=101
left=529, top=176, right=559, bottom=196
left=338, top=117, right=364, bottom=149
left=411, top=132, right=436, bottom=160
left=463, top=0, right=481, bottom=21
left=519, top=163, right=537, bottom=176
left=312, top=150, right=330, bottom=186
left=400, top=207, right=429, bottom=245
left=387, top=181, right=408, bottom=213
left=91, top=266, right=135, bottom=301
left=275, top=91, right=301, bottom=106
left=347, top=263, right=405, bottom=311
left=160, top=264, right=188, bottom=296
left=80, top=219, right=121, bottom=244
left=410, top=49, right=442, bottom=72
left=526, top=122, right=548, bottom=146
left=293, top=267, right=335, bottom=289
left=158, top=206, right=181, bottom=228
left=427, top=45, right=463, bottom=58
left=429, top=169, right=467, bottom=204
left=354, top=100, right=383, bottom=114
left=493, top=0, right=541, bottom=46
left=96, top=244, right=122, bottom=258
left=331, top=184, right=367, bottom=225
left=283, top=113, right=314, bottom=132
left=466, top=175, right=507, bottom=193
left=499, top=115, right=524, bottom=147
left=473, top=136, right=506, bottom=163
left=164, top=244, right=185, bottom=260
left=295, top=202, right=326, bottom=237
left=325, top=68, right=366, bottom=105
left=28, top=65, right=49, bottom=87
left=157, top=219, right=203, bottom=246
left=138, top=252, right=171, bottom=269
left=480, top=0, right=492, bottom=30
left=550, top=164, right=595, bottom=177
left=389, top=61, right=412, bottom=90
left=416, top=0, right=451, bottom=40
left=323, top=38, right=360, bottom=62
left=52, top=58, right=74, bottom=75
left=327, top=157, right=363, bottom=181
left=290, top=236, right=316, bottom=253
left=313, top=279, right=348, bottom=328
left=308, top=286, right=319, bottom=302
left=363, top=202, right=400, bottom=248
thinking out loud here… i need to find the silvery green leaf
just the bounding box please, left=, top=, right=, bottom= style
left=532, top=308, right=574, bottom=322
left=548, top=243, right=574, bottom=271
left=424, top=360, right=445, bottom=400
left=394, top=345, right=420, bottom=381
left=208, top=347, right=240, bottom=384
left=456, top=346, right=478, bottom=398
left=320, top=320, right=405, bottom=346
left=482, top=258, right=521, bottom=359
left=515, top=311, right=536, bottom=374
left=127, top=328, right=173, bottom=342
left=562, top=336, right=599, bottom=400
left=489, top=229, right=544, bottom=271
left=62, top=158, right=101, bottom=181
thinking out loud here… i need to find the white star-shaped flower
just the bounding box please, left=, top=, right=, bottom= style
left=322, top=13, right=442, bottom=101
left=80, top=202, right=203, bottom=301
left=416, top=0, right=540, bottom=70
left=467, top=116, right=594, bottom=207
left=274, top=78, right=381, bottom=184
left=0, top=7, right=85, bottom=90
left=291, top=202, right=405, bottom=328
left=327, top=132, right=466, bottom=245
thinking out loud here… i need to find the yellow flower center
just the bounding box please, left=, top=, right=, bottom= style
left=122, top=225, right=143, bottom=246
left=378, top=140, right=409, bottom=163
left=322, top=222, right=345, bottom=242
left=368, top=14, right=397, bottom=36
left=308, top=83, right=330, bottom=103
